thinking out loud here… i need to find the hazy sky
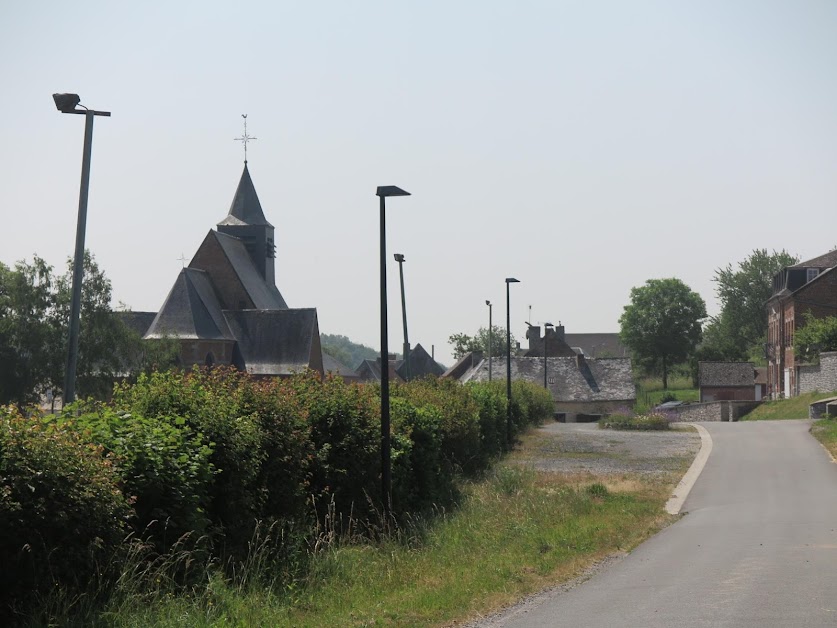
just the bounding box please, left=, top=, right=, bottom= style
left=2, top=1, right=836, bottom=367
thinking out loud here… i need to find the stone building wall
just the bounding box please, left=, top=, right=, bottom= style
left=665, top=401, right=762, bottom=422
left=798, top=352, right=837, bottom=395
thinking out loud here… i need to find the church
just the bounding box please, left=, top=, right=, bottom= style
left=137, top=161, right=327, bottom=377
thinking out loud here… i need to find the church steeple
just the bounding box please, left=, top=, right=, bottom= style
left=217, top=162, right=277, bottom=286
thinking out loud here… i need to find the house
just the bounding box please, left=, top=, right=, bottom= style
left=356, top=344, right=444, bottom=383
left=132, top=161, right=332, bottom=377
left=766, top=250, right=837, bottom=398
left=698, top=362, right=761, bottom=402
left=356, top=354, right=404, bottom=384
left=563, top=333, right=630, bottom=358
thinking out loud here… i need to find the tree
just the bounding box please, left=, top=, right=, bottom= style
left=448, top=325, right=518, bottom=360
left=707, top=249, right=798, bottom=360
left=320, top=333, right=378, bottom=370
left=794, top=313, right=837, bottom=364
left=619, top=278, right=707, bottom=389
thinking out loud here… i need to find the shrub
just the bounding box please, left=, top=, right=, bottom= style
left=0, top=405, right=130, bottom=620
left=468, top=381, right=508, bottom=462
left=599, top=411, right=670, bottom=431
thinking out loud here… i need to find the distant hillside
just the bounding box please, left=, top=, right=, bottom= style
left=321, top=334, right=379, bottom=370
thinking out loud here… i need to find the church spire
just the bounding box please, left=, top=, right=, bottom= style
left=219, top=163, right=273, bottom=227
left=234, top=114, right=257, bottom=164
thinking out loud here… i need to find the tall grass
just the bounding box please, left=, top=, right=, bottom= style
left=741, top=390, right=837, bottom=421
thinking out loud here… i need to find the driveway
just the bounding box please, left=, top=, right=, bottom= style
left=478, top=420, right=837, bottom=627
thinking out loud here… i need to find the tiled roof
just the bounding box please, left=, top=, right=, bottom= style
left=395, top=343, right=444, bottom=380
left=698, top=362, right=755, bottom=387
left=462, top=357, right=635, bottom=402
left=563, top=333, right=630, bottom=358
left=211, top=231, right=288, bottom=309
left=791, top=249, right=837, bottom=269
left=225, top=308, right=320, bottom=375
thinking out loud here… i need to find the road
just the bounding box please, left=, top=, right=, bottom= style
left=485, top=420, right=837, bottom=628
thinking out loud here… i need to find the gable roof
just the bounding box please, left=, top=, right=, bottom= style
left=395, top=343, right=444, bottom=380
left=144, top=268, right=234, bottom=340
left=463, top=357, right=635, bottom=402
left=217, top=163, right=273, bottom=228
left=117, top=311, right=157, bottom=337
left=791, top=249, right=837, bottom=269
left=225, top=308, right=322, bottom=375
left=193, top=230, right=288, bottom=309
left=698, top=362, right=755, bottom=388
left=563, top=333, right=630, bottom=358
left=322, top=353, right=360, bottom=379
left=443, top=351, right=484, bottom=380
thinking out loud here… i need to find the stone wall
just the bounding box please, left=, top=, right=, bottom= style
left=665, top=400, right=762, bottom=422
left=798, top=352, right=837, bottom=395
left=555, top=399, right=633, bottom=422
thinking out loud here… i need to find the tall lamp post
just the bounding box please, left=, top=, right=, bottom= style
left=53, top=93, right=111, bottom=405
left=486, top=300, right=493, bottom=382
left=394, top=253, right=410, bottom=382
left=543, top=322, right=554, bottom=389
left=505, top=277, right=520, bottom=444
left=377, top=185, right=410, bottom=517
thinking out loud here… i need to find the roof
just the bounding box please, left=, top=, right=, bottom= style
left=206, top=231, right=288, bottom=309
left=698, top=362, right=756, bottom=388
left=443, top=351, right=484, bottom=380
left=144, top=268, right=234, bottom=340
left=462, top=356, right=635, bottom=402
left=791, top=249, right=837, bottom=269
left=563, top=333, right=630, bottom=358
left=322, top=353, right=359, bottom=379
left=754, top=367, right=768, bottom=385
left=117, top=311, right=157, bottom=337
left=225, top=308, right=321, bottom=375
left=356, top=358, right=404, bottom=383
left=395, top=343, right=444, bottom=380
left=217, top=163, right=273, bottom=228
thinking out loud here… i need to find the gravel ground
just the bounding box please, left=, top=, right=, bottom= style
left=515, top=421, right=702, bottom=476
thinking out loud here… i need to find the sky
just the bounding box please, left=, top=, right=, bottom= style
left=2, top=1, right=836, bottom=368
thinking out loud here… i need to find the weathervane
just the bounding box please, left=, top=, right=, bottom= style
left=177, top=253, right=188, bottom=268
left=234, top=114, right=257, bottom=163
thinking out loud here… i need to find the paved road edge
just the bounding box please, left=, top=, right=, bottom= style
left=665, top=423, right=712, bottom=515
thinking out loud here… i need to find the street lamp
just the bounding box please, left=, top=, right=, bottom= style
left=52, top=93, right=111, bottom=405
left=543, top=322, right=554, bottom=389
left=486, top=300, right=493, bottom=382
left=377, top=185, right=410, bottom=517
left=505, top=277, right=520, bottom=444
left=394, top=253, right=410, bottom=382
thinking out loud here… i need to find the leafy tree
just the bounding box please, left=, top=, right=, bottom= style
left=320, top=333, right=378, bottom=369
left=707, top=249, right=798, bottom=360
left=794, top=313, right=837, bottom=363
left=619, top=278, right=707, bottom=389
left=448, top=325, right=518, bottom=360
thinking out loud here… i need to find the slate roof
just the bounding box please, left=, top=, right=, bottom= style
left=209, top=231, right=288, bottom=309
left=144, top=268, right=234, bottom=340
left=225, top=308, right=321, bottom=375
left=563, top=333, right=630, bottom=358
left=462, top=357, right=635, bottom=403
left=322, top=353, right=360, bottom=380
left=117, top=311, right=157, bottom=337
left=443, top=351, right=484, bottom=380
left=217, top=163, right=273, bottom=227
left=396, top=343, right=444, bottom=380
left=791, top=250, right=837, bottom=269
left=357, top=359, right=404, bottom=383
left=698, top=362, right=756, bottom=388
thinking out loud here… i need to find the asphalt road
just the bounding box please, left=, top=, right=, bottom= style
left=487, top=420, right=837, bottom=628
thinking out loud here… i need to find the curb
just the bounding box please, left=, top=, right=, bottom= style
left=665, top=423, right=712, bottom=515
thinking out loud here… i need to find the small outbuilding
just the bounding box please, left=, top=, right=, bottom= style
left=698, top=362, right=760, bottom=402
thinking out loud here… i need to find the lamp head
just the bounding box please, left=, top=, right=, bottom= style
left=53, top=93, right=81, bottom=113
left=394, top=253, right=405, bottom=263
left=486, top=300, right=491, bottom=306
left=505, top=277, right=520, bottom=284
left=376, top=185, right=411, bottom=198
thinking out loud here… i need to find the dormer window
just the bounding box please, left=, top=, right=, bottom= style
left=807, top=268, right=819, bottom=283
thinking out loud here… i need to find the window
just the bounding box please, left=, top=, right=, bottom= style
left=807, top=268, right=819, bottom=282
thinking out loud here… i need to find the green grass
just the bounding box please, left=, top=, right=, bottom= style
left=740, top=390, right=837, bottom=420
left=811, top=419, right=837, bottom=459
left=634, top=376, right=698, bottom=414
left=34, top=443, right=680, bottom=627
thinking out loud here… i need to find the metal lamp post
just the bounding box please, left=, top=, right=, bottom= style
left=543, top=322, right=554, bottom=389
left=394, top=253, right=410, bottom=382
left=505, top=277, right=520, bottom=444
left=52, top=93, right=111, bottom=405
left=486, top=300, right=493, bottom=382
left=376, top=185, right=410, bottom=517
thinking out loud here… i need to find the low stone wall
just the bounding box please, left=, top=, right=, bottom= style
left=666, top=400, right=762, bottom=422
left=798, top=352, right=837, bottom=395
left=809, top=396, right=837, bottom=419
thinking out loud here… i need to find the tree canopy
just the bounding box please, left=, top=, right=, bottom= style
left=619, top=278, right=707, bottom=389
left=320, top=333, right=379, bottom=370
left=448, top=325, right=518, bottom=360
left=794, top=313, right=837, bottom=364
left=704, top=249, right=798, bottom=362
left=0, top=252, right=176, bottom=406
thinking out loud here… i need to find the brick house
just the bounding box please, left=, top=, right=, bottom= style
left=133, top=162, right=333, bottom=377
left=766, top=250, right=837, bottom=398
left=699, top=362, right=761, bottom=402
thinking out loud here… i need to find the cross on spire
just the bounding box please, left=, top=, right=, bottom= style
left=234, top=114, right=257, bottom=163
left=177, top=253, right=188, bottom=268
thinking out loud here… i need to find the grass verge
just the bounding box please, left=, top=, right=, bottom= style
left=741, top=390, right=837, bottom=420
left=811, top=419, right=837, bottom=459
left=38, top=443, right=683, bottom=627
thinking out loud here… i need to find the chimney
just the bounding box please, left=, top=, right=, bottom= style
left=527, top=325, right=541, bottom=353
left=555, top=324, right=565, bottom=343
left=576, top=352, right=585, bottom=370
